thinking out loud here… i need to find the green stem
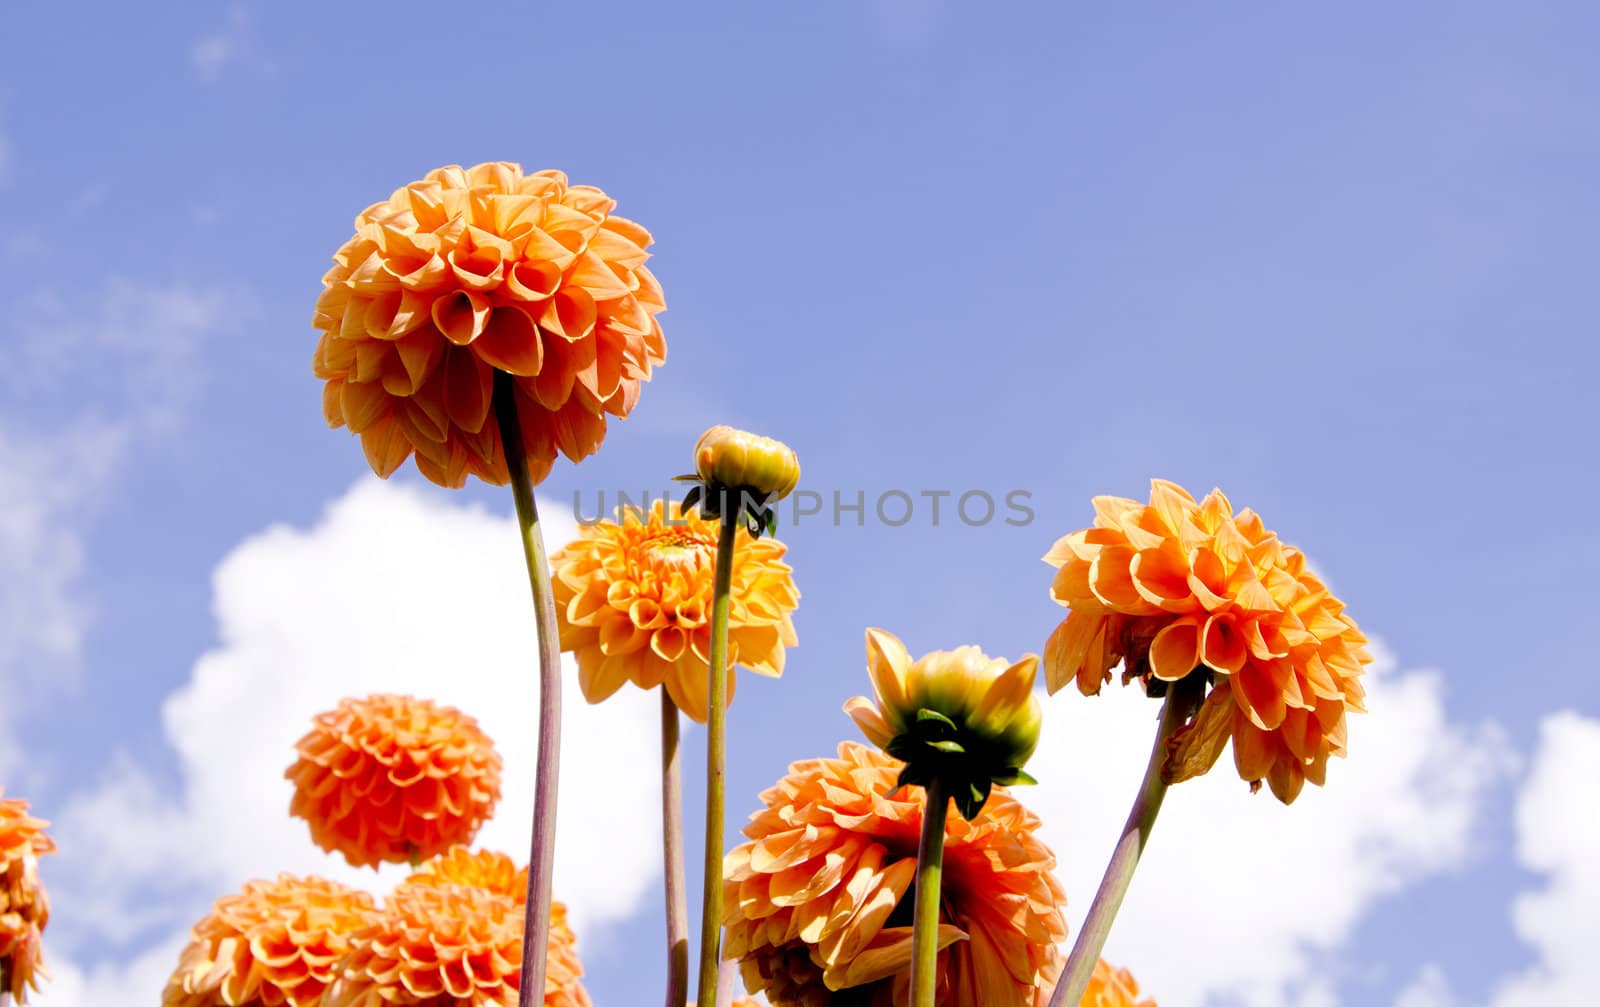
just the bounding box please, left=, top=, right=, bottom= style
left=494, top=374, right=564, bottom=1007
left=661, top=692, right=690, bottom=1007
left=911, top=776, right=949, bottom=1007
left=694, top=510, right=740, bottom=1007
left=1047, top=676, right=1205, bottom=1007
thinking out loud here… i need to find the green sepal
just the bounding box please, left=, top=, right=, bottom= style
left=953, top=776, right=993, bottom=820
left=992, top=767, right=1038, bottom=787
left=914, top=708, right=959, bottom=732
left=929, top=739, right=967, bottom=755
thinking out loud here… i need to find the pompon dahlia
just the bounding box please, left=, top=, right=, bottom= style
left=163, top=875, right=378, bottom=1007
left=286, top=694, right=502, bottom=867
left=1042, top=479, right=1372, bottom=804
left=724, top=742, right=1067, bottom=1007
left=399, top=845, right=527, bottom=903
left=1080, top=960, right=1155, bottom=1007
left=312, top=161, right=667, bottom=489
left=0, top=790, right=55, bottom=1004
left=552, top=499, right=799, bottom=722
left=324, top=883, right=590, bottom=1007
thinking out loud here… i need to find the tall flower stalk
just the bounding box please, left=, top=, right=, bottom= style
left=910, top=777, right=948, bottom=1007
left=493, top=376, right=565, bottom=1007
left=308, top=161, right=669, bottom=1006
left=1046, top=676, right=1203, bottom=1007
left=694, top=508, right=739, bottom=1007
left=683, top=426, right=801, bottom=1007
left=661, top=693, right=689, bottom=1007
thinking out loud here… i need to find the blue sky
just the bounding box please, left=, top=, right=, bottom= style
left=2, top=2, right=1597, bottom=1005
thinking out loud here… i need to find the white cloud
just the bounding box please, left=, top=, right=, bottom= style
left=1395, top=965, right=1457, bottom=1007
left=1029, top=647, right=1511, bottom=1007
left=0, top=279, right=231, bottom=775
left=1487, top=712, right=1600, bottom=1007
left=191, top=7, right=254, bottom=81
left=36, top=479, right=664, bottom=1003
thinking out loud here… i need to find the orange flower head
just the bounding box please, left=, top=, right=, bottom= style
left=723, top=742, right=1067, bottom=1007
left=552, top=499, right=799, bottom=723
left=286, top=694, right=502, bottom=867
left=1042, top=478, right=1372, bottom=804
left=0, top=790, right=55, bottom=1004
left=845, top=629, right=1041, bottom=818
left=400, top=845, right=527, bottom=904
left=163, top=874, right=379, bottom=1007
left=312, top=162, right=667, bottom=489
left=1081, top=959, right=1156, bottom=1007
left=323, top=883, right=590, bottom=1007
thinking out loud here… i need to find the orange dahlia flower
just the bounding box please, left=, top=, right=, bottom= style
left=286, top=694, right=502, bottom=867
left=400, top=845, right=527, bottom=904
left=0, top=791, right=54, bottom=1004
left=324, top=883, right=590, bottom=1007
left=552, top=499, right=799, bottom=722
left=312, top=161, right=666, bottom=489
left=163, top=875, right=378, bottom=1007
left=1042, top=479, right=1372, bottom=804
left=1080, top=960, right=1155, bottom=1007
left=724, top=742, right=1067, bottom=1007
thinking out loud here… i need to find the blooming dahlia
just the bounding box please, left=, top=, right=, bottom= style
left=400, top=845, right=527, bottom=903
left=286, top=694, right=502, bottom=867
left=724, top=742, right=1067, bottom=1007
left=324, top=883, right=590, bottom=1007
left=0, top=791, right=54, bottom=1004
left=163, top=875, right=378, bottom=1007
left=552, top=499, right=799, bottom=722
left=312, top=161, right=666, bottom=489
left=1042, top=479, right=1372, bottom=804
left=1080, top=960, right=1155, bottom=1007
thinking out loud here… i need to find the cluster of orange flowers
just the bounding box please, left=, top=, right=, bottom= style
left=3, top=158, right=1388, bottom=1007
left=164, top=849, right=590, bottom=1007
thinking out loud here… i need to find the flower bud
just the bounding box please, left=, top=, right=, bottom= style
left=845, top=628, right=1041, bottom=819
left=694, top=425, right=801, bottom=501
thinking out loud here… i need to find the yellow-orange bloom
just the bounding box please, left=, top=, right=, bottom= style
left=0, top=791, right=54, bottom=1004
left=845, top=629, right=1041, bottom=818
left=286, top=694, right=502, bottom=867
left=312, top=162, right=666, bottom=489
left=163, top=875, right=378, bottom=1007
left=324, top=884, right=590, bottom=1007
left=1042, top=479, right=1372, bottom=804
left=724, top=742, right=1067, bottom=1007
left=400, top=845, right=527, bottom=904
left=694, top=425, right=802, bottom=501
left=1080, top=960, right=1155, bottom=1007
left=553, top=500, right=799, bottom=722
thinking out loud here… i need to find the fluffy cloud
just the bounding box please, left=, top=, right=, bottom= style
left=1488, top=712, right=1600, bottom=1007
left=1029, top=648, right=1510, bottom=1007
left=38, top=479, right=664, bottom=1003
